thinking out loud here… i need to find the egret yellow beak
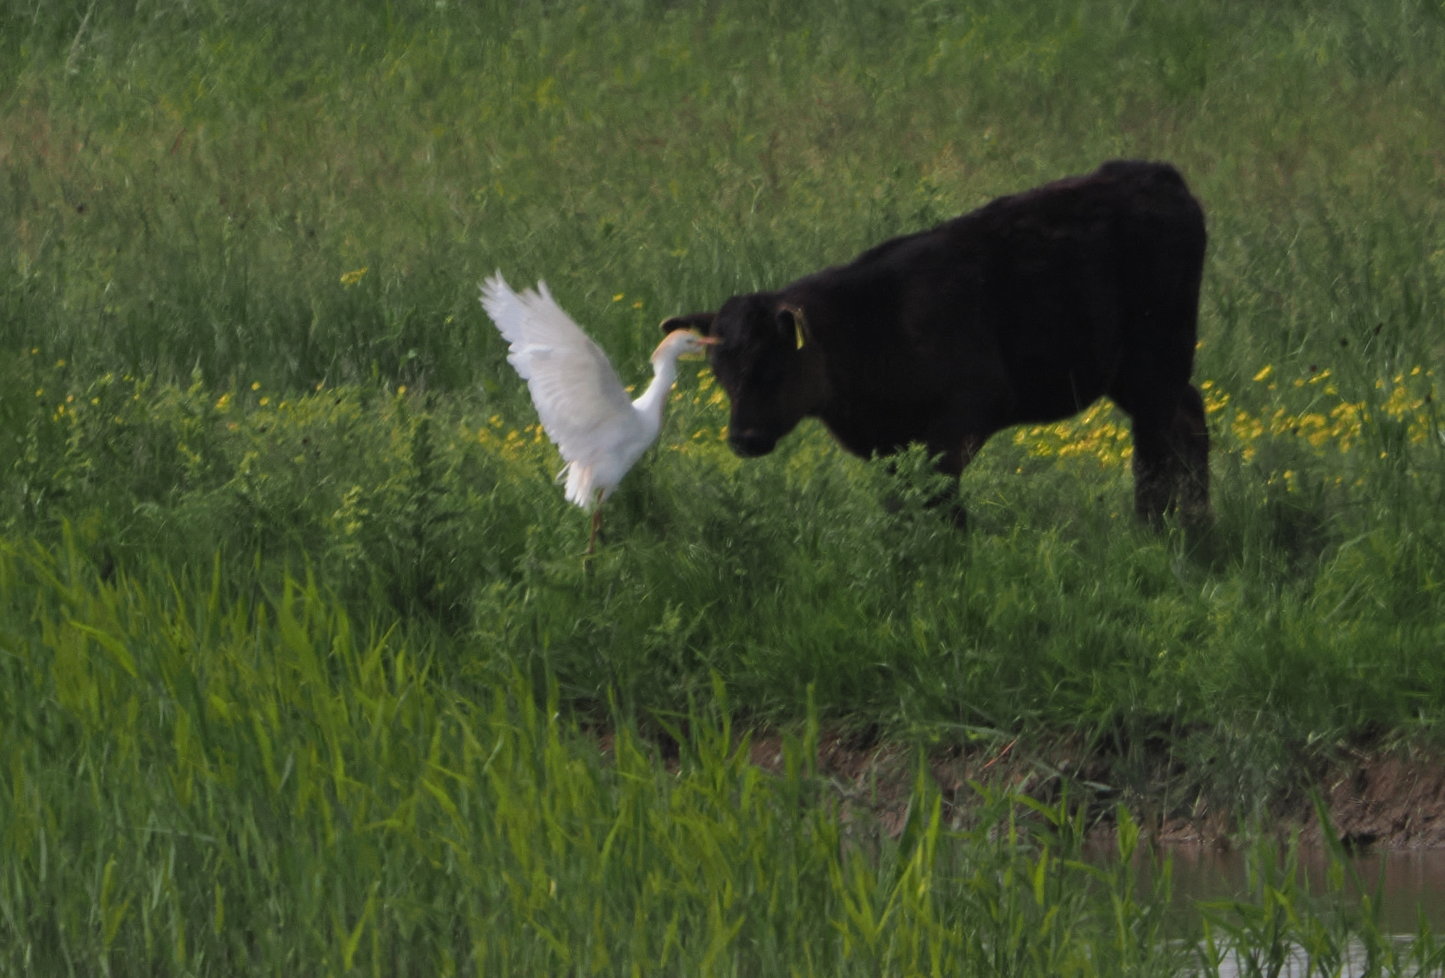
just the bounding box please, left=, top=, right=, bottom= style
left=679, top=334, right=718, bottom=360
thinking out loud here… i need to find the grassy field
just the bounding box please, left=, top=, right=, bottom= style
left=4, top=0, right=1445, bottom=972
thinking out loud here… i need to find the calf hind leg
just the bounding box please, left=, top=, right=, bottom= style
left=1171, top=385, right=1211, bottom=522
left=1130, top=385, right=1211, bottom=526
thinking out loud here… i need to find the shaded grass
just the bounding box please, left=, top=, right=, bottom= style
left=4, top=354, right=1441, bottom=799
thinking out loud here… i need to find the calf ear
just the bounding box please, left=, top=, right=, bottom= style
left=660, top=312, right=716, bottom=335
left=777, top=305, right=808, bottom=350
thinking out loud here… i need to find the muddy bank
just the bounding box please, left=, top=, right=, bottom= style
left=742, top=733, right=1445, bottom=850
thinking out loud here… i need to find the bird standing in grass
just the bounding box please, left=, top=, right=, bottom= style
left=480, top=272, right=715, bottom=554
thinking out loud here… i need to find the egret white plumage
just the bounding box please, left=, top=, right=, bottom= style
left=480, top=272, right=715, bottom=553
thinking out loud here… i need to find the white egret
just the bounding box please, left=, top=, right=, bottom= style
left=480, top=272, right=715, bottom=554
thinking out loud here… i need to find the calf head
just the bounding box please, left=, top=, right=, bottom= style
left=662, top=293, right=819, bottom=458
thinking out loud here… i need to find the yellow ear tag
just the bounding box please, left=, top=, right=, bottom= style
left=782, top=305, right=807, bottom=351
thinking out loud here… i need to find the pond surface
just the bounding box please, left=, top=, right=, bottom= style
left=1162, top=844, right=1445, bottom=933
left=1106, top=845, right=1445, bottom=976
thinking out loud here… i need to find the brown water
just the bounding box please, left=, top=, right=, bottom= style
left=1110, top=845, right=1445, bottom=976
left=1162, top=844, right=1445, bottom=933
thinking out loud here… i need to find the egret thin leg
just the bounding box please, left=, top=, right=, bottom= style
left=587, top=507, right=603, bottom=555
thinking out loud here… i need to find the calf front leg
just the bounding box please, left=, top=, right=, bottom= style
left=929, top=433, right=987, bottom=529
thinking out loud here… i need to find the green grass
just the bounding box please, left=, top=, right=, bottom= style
left=3, top=540, right=1440, bottom=974
left=3, top=0, right=1445, bottom=972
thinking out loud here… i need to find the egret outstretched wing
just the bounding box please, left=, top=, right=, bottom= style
left=480, top=273, right=644, bottom=502
left=481, top=272, right=716, bottom=553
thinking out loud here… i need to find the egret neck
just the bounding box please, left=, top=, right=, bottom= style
left=630, top=332, right=709, bottom=444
